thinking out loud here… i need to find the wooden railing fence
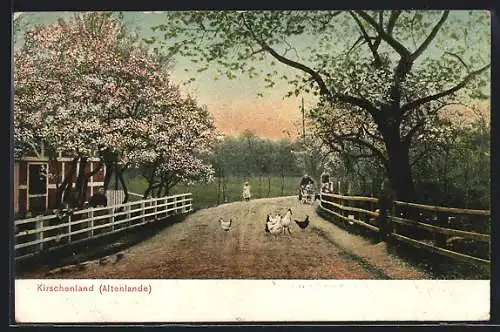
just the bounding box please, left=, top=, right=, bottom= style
left=319, top=192, right=491, bottom=267
left=14, top=193, right=193, bottom=261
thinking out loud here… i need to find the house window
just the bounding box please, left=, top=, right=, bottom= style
left=29, top=164, right=47, bottom=195
left=28, top=163, right=48, bottom=213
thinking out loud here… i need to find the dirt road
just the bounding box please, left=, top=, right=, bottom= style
left=30, top=197, right=428, bottom=279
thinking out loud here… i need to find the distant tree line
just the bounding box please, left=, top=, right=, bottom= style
left=208, top=130, right=304, bottom=202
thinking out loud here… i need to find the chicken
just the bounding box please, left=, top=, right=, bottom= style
left=219, top=217, right=232, bottom=231
left=294, top=215, right=310, bottom=230
left=265, top=214, right=282, bottom=234
left=280, top=208, right=293, bottom=234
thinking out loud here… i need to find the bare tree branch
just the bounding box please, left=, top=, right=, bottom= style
left=350, top=11, right=382, bottom=66
left=410, top=11, right=449, bottom=61
left=241, top=15, right=380, bottom=116
left=401, top=63, right=491, bottom=113
left=410, top=12, right=418, bottom=48
left=373, top=11, right=384, bottom=49
left=347, top=35, right=366, bottom=55
left=386, top=10, right=402, bottom=36
left=402, top=118, right=426, bottom=147
left=378, top=10, right=385, bottom=29
left=356, top=10, right=411, bottom=58
left=328, top=132, right=389, bottom=169
left=361, top=122, right=385, bottom=143
left=280, top=36, right=301, bottom=59
left=444, top=51, right=470, bottom=72
left=238, top=47, right=266, bottom=61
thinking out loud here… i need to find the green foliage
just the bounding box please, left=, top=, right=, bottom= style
left=412, top=113, right=490, bottom=209
left=148, top=10, right=490, bottom=202
left=210, top=133, right=303, bottom=178
left=125, top=175, right=302, bottom=210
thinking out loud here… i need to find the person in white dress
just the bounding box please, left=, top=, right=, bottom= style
left=242, top=182, right=251, bottom=201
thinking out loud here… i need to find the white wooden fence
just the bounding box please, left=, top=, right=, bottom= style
left=106, top=189, right=126, bottom=206
left=14, top=193, right=193, bottom=261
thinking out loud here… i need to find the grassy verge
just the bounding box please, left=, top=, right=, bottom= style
left=125, top=176, right=302, bottom=210
left=316, top=205, right=490, bottom=280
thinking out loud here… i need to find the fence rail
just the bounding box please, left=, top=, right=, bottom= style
left=394, top=200, right=491, bottom=216
left=319, top=192, right=491, bottom=267
left=14, top=193, right=193, bottom=261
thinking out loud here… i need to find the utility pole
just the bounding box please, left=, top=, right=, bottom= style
left=301, top=97, right=305, bottom=145
left=300, top=97, right=308, bottom=175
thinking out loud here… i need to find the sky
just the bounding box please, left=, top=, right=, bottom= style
left=13, top=11, right=312, bottom=140
left=13, top=11, right=491, bottom=140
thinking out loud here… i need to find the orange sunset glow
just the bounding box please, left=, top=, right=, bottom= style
left=206, top=97, right=305, bottom=140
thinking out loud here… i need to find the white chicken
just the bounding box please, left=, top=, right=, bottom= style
left=280, top=208, right=293, bottom=234
left=219, top=217, right=232, bottom=231
left=265, top=214, right=282, bottom=234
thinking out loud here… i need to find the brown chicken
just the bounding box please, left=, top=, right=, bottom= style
left=294, top=215, right=310, bottom=230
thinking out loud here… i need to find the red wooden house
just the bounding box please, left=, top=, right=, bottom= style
left=13, top=144, right=106, bottom=216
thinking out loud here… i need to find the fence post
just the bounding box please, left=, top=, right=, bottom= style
left=377, top=179, right=395, bottom=241
left=434, top=212, right=448, bottom=247
left=186, top=195, right=190, bottom=213
left=90, top=209, right=94, bottom=238
left=166, top=197, right=170, bottom=217
left=111, top=207, right=115, bottom=232
left=68, top=213, right=72, bottom=244
left=126, top=205, right=131, bottom=226
left=141, top=201, right=145, bottom=222
left=36, top=218, right=44, bottom=252
left=390, top=201, right=396, bottom=235
left=154, top=199, right=158, bottom=220
left=343, top=196, right=348, bottom=218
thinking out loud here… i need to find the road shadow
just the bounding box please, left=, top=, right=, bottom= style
left=15, top=213, right=189, bottom=278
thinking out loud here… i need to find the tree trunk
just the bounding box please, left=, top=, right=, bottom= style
left=381, top=122, right=415, bottom=202
left=156, top=177, right=165, bottom=198
left=74, top=157, right=88, bottom=207
left=221, top=168, right=227, bottom=202
left=81, top=161, right=104, bottom=203
left=103, top=162, right=114, bottom=192
left=143, top=168, right=157, bottom=198
left=267, top=175, right=271, bottom=197
left=259, top=175, right=262, bottom=197
left=164, top=182, right=171, bottom=197
left=442, top=148, right=450, bottom=205
left=280, top=167, right=285, bottom=196
left=114, top=163, right=119, bottom=191
left=464, top=163, right=470, bottom=208
left=217, top=172, right=221, bottom=205
left=117, top=166, right=129, bottom=203
left=144, top=183, right=159, bottom=198
left=56, top=157, right=79, bottom=208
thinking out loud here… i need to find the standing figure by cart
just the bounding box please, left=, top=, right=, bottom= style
left=300, top=173, right=315, bottom=188
left=298, top=174, right=315, bottom=203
